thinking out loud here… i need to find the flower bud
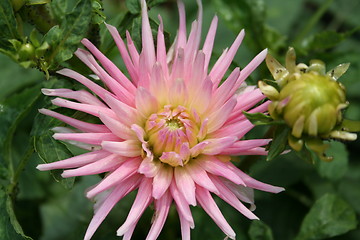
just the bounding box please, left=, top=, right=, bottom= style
left=261, top=47, right=356, bottom=161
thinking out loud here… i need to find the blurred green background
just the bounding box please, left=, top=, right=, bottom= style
left=0, top=0, right=360, bottom=239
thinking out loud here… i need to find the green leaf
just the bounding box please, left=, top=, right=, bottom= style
left=211, top=0, right=285, bottom=52
left=0, top=84, right=42, bottom=171
left=303, top=28, right=360, bottom=52
left=267, top=126, right=290, bottom=161
left=126, top=0, right=141, bottom=14
left=243, top=111, right=285, bottom=126
left=32, top=110, right=75, bottom=189
left=45, top=0, right=92, bottom=69
left=295, top=194, right=357, bottom=240
left=0, top=0, right=20, bottom=49
left=314, top=142, right=348, bottom=181
left=248, top=220, right=274, bottom=240
left=0, top=189, right=32, bottom=240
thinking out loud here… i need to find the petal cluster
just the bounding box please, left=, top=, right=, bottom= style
left=37, top=0, right=284, bottom=239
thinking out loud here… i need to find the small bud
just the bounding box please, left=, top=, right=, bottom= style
left=260, top=48, right=357, bottom=161
left=18, top=43, right=35, bottom=61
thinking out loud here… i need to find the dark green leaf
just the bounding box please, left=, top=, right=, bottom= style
left=0, top=84, right=42, bottom=169
left=126, top=0, right=141, bottom=14
left=295, top=194, right=357, bottom=240
left=267, top=126, right=290, bottom=161
left=45, top=0, right=92, bottom=69
left=32, top=111, right=75, bottom=189
left=248, top=220, right=274, bottom=240
left=243, top=111, right=285, bottom=126
left=0, top=0, right=20, bottom=49
left=211, top=0, right=285, bottom=52
left=314, top=142, right=348, bottom=181
left=0, top=189, right=32, bottom=240
left=303, top=28, right=360, bottom=52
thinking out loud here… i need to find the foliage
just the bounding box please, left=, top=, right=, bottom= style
left=0, top=0, right=359, bottom=239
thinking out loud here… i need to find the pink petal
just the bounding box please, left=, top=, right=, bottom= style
left=156, top=15, right=169, bottom=78
left=185, top=162, right=219, bottom=194
left=174, top=167, right=196, bottom=206
left=101, top=140, right=142, bottom=157
left=84, top=175, right=141, bottom=240
left=86, top=157, right=142, bottom=198
left=53, top=132, right=119, bottom=145
left=140, top=0, right=156, bottom=71
left=210, top=120, right=253, bottom=139
left=106, top=24, right=138, bottom=82
left=37, top=150, right=110, bottom=171
left=41, top=88, right=106, bottom=107
left=207, top=97, right=237, bottom=133
left=149, top=63, right=168, bottom=105
left=61, top=154, right=126, bottom=178
left=219, top=139, right=271, bottom=155
left=145, top=190, right=172, bottom=240
left=168, top=77, right=188, bottom=107
left=138, top=156, right=160, bottom=178
left=210, top=68, right=240, bottom=110
left=135, top=87, right=159, bottom=118
left=99, top=112, right=134, bottom=139
left=126, top=31, right=140, bottom=70
left=152, top=166, right=173, bottom=199
left=227, top=163, right=285, bottom=193
left=235, top=49, right=268, bottom=88
left=170, top=181, right=194, bottom=224
left=51, top=97, right=116, bottom=118
left=188, top=77, right=212, bottom=115
left=202, top=136, right=238, bottom=155
left=176, top=0, right=187, bottom=50
left=202, top=16, right=218, bottom=73
left=209, top=175, right=258, bottom=220
left=57, top=68, right=113, bottom=102
left=105, top=94, right=138, bottom=126
left=39, top=108, right=109, bottom=133
left=75, top=48, right=135, bottom=107
left=196, top=186, right=236, bottom=239
left=81, top=38, right=136, bottom=94
left=197, top=155, right=245, bottom=186
left=209, top=29, right=245, bottom=88
left=117, top=177, right=153, bottom=236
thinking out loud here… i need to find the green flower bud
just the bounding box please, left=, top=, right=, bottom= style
left=259, top=47, right=357, bottom=161
left=18, top=43, right=35, bottom=61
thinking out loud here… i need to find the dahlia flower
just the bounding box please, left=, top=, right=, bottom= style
left=37, top=0, right=284, bottom=239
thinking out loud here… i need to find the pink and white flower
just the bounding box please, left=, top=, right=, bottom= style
left=37, top=0, right=284, bottom=239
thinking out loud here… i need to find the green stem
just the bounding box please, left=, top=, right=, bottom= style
left=293, top=0, right=334, bottom=46
left=7, top=145, right=35, bottom=197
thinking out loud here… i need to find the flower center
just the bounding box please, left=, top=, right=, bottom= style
left=145, top=105, right=199, bottom=167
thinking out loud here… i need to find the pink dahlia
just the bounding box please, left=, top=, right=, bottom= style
left=37, top=0, right=284, bottom=239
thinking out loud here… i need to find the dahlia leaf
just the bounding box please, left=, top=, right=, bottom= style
left=295, top=194, right=357, bottom=240
left=0, top=84, right=41, bottom=185
left=248, top=220, right=274, bottom=240
left=302, top=28, right=360, bottom=53
left=211, top=0, right=285, bottom=52
left=126, top=0, right=141, bottom=14
left=243, top=111, right=284, bottom=126
left=44, top=0, right=92, bottom=69
left=33, top=112, right=75, bottom=189
left=0, top=189, right=32, bottom=240
left=267, top=126, right=290, bottom=161
left=314, top=142, right=348, bottom=181
left=0, top=0, right=19, bottom=49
